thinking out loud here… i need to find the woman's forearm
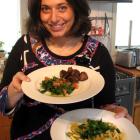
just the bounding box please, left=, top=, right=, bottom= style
left=7, top=84, right=23, bottom=109
left=6, top=72, right=30, bottom=109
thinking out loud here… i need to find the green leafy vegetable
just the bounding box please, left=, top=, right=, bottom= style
left=39, top=76, right=75, bottom=96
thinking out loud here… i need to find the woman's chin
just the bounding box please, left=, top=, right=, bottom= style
left=49, top=29, right=69, bottom=38
left=50, top=33, right=66, bottom=38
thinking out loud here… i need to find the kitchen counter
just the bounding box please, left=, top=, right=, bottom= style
left=115, top=65, right=140, bottom=77
left=115, top=65, right=140, bottom=102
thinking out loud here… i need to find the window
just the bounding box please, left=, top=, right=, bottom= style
left=0, top=1, right=20, bottom=52
left=115, top=0, right=140, bottom=48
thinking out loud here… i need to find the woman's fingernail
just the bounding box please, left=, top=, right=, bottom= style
left=115, top=115, right=120, bottom=118
left=26, top=78, right=30, bottom=82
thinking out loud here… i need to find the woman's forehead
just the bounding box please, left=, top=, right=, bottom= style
left=41, top=0, right=68, bottom=6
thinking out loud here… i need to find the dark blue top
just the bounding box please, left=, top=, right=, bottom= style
left=0, top=34, right=115, bottom=140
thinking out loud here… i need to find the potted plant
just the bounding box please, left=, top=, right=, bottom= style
left=0, top=41, right=4, bottom=49
left=0, top=41, right=5, bottom=57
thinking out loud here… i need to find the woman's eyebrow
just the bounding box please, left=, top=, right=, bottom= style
left=41, top=2, right=69, bottom=7
left=57, top=3, right=69, bottom=6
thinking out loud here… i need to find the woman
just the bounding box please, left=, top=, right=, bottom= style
left=0, top=0, right=132, bottom=139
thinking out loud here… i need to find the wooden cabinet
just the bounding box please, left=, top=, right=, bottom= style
left=133, top=102, right=140, bottom=132
left=0, top=115, right=12, bottom=140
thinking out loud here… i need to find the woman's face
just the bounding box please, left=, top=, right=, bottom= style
left=40, top=0, right=75, bottom=38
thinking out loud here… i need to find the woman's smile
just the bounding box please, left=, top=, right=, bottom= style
left=48, top=23, right=65, bottom=32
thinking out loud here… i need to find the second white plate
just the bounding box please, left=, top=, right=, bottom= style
left=50, top=108, right=140, bottom=140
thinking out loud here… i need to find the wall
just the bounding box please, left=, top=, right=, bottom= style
left=0, top=0, right=20, bottom=52
left=20, top=0, right=28, bottom=35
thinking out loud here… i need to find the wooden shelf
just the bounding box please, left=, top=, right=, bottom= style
left=0, top=115, right=12, bottom=140
left=89, top=16, right=113, bottom=21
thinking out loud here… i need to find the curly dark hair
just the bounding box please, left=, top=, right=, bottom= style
left=27, top=0, right=91, bottom=39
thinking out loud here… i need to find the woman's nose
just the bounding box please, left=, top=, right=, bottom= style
left=50, top=9, right=58, bottom=23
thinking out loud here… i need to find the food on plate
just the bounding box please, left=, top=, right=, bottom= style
left=39, top=67, right=88, bottom=96
left=66, top=119, right=124, bottom=140
left=60, top=67, right=88, bottom=82
left=39, top=76, right=77, bottom=96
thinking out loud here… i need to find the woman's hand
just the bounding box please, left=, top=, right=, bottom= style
left=101, top=104, right=133, bottom=122
left=9, top=72, right=30, bottom=93
left=7, top=72, right=30, bottom=108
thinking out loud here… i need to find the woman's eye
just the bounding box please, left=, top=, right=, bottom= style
left=58, top=6, right=67, bottom=12
left=41, top=6, right=50, bottom=13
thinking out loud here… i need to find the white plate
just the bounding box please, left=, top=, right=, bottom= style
left=21, top=65, right=104, bottom=104
left=50, top=108, right=140, bottom=140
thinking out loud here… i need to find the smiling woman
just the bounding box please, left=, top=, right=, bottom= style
left=0, top=0, right=132, bottom=140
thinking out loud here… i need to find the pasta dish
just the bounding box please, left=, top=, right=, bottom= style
left=66, top=119, right=124, bottom=140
